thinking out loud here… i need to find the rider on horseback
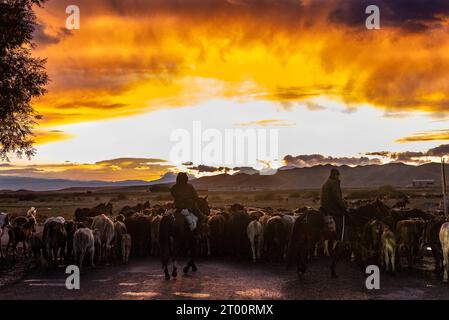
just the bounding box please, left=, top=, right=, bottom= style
left=170, top=172, right=205, bottom=231
left=320, top=168, right=348, bottom=241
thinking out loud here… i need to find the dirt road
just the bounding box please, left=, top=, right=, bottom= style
left=1, top=255, right=449, bottom=300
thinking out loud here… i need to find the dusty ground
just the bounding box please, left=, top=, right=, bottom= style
left=0, top=256, right=32, bottom=289
left=0, top=254, right=449, bottom=300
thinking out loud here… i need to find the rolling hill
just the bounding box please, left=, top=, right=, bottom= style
left=0, top=162, right=446, bottom=192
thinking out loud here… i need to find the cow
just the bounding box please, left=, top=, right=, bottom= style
left=198, top=220, right=211, bottom=257
left=113, top=219, right=127, bottom=260
left=91, top=214, right=115, bottom=263
left=75, top=202, right=112, bottom=222
left=439, top=222, right=449, bottom=282
left=264, top=215, right=290, bottom=261
left=227, top=204, right=251, bottom=258
left=43, top=220, right=67, bottom=266
left=64, top=220, right=77, bottom=261
left=247, top=220, right=263, bottom=262
left=423, top=216, right=446, bottom=274
left=121, top=233, right=132, bottom=264
left=125, top=213, right=152, bottom=257
left=207, top=212, right=228, bottom=256
left=29, top=231, right=44, bottom=265
left=282, top=214, right=296, bottom=251
left=259, top=214, right=271, bottom=229
left=396, top=219, right=426, bottom=269
left=381, top=227, right=396, bottom=272
left=360, top=219, right=385, bottom=257
left=6, top=216, right=36, bottom=259
left=392, top=198, right=410, bottom=209
left=73, top=227, right=95, bottom=271
left=0, top=212, right=10, bottom=258
left=11, top=207, right=37, bottom=229
left=390, top=209, right=434, bottom=228
left=150, top=215, right=162, bottom=256
left=119, top=201, right=151, bottom=217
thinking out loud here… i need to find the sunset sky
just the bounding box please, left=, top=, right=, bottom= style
left=2, top=0, right=449, bottom=182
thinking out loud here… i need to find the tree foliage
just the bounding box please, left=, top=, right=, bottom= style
left=0, top=0, right=48, bottom=160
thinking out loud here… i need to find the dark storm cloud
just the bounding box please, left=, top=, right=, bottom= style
left=329, top=0, right=449, bottom=32
left=366, top=151, right=425, bottom=162
left=188, top=165, right=231, bottom=173
left=366, top=144, right=449, bottom=161
left=33, top=24, right=71, bottom=46
left=283, top=154, right=382, bottom=167
left=427, top=144, right=449, bottom=157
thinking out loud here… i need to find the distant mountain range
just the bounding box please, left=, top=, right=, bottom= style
left=0, top=163, right=446, bottom=192
left=190, top=162, right=447, bottom=190
left=0, top=172, right=177, bottom=192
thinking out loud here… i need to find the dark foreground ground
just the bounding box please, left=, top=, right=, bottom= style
left=1, top=254, right=449, bottom=300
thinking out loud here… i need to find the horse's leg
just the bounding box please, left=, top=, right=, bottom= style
left=53, top=247, right=58, bottom=266
left=257, top=236, right=263, bottom=261
left=443, top=246, right=449, bottom=282
left=182, top=238, right=191, bottom=274
left=407, top=246, right=413, bottom=269
left=190, top=233, right=198, bottom=272
left=391, top=248, right=396, bottom=273
left=324, top=240, right=330, bottom=257
left=350, top=242, right=356, bottom=262
left=0, top=233, right=3, bottom=259
left=172, top=259, right=177, bottom=278
left=164, top=264, right=171, bottom=280
left=250, top=237, right=256, bottom=262
left=297, top=242, right=307, bottom=280
left=384, top=249, right=389, bottom=272
left=12, top=241, right=17, bottom=260
left=5, top=234, right=11, bottom=258
left=207, top=235, right=211, bottom=257
left=79, top=249, right=84, bottom=272
left=329, top=241, right=340, bottom=278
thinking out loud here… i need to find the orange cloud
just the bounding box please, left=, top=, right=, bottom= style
left=0, top=158, right=173, bottom=181
left=235, top=119, right=295, bottom=127
left=34, top=130, right=74, bottom=145
left=29, top=0, right=449, bottom=136
left=396, top=129, right=449, bottom=143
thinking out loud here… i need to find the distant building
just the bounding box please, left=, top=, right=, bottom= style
left=412, top=179, right=435, bottom=188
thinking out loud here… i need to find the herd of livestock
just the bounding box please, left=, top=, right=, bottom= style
left=2, top=197, right=449, bottom=282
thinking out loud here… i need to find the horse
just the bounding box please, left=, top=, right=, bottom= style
left=287, top=199, right=391, bottom=279
left=287, top=209, right=336, bottom=279
left=158, top=197, right=210, bottom=280
left=43, top=220, right=67, bottom=266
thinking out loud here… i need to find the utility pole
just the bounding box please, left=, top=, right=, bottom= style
left=442, top=157, right=448, bottom=217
